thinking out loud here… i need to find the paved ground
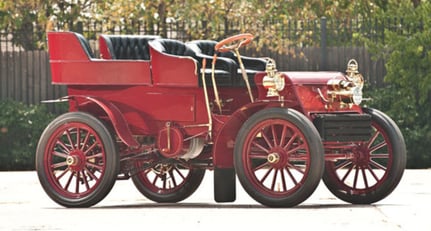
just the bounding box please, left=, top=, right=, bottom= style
left=0, top=169, right=430, bottom=231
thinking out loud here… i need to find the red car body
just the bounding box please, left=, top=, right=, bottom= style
left=36, top=31, right=406, bottom=208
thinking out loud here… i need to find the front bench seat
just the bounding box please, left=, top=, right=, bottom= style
left=186, top=40, right=267, bottom=86
left=150, top=39, right=237, bottom=86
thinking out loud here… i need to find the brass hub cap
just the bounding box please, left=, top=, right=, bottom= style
left=66, top=155, right=79, bottom=166
left=267, top=153, right=280, bottom=164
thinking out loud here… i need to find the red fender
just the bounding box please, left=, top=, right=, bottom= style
left=212, top=102, right=268, bottom=168
left=67, top=95, right=140, bottom=148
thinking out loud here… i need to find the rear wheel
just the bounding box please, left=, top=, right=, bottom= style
left=234, top=108, right=324, bottom=207
left=323, top=108, right=406, bottom=204
left=132, top=162, right=205, bottom=203
left=36, top=112, right=119, bottom=207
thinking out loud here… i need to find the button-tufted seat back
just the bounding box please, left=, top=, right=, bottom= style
left=100, top=34, right=161, bottom=60
left=149, top=38, right=197, bottom=58
left=187, top=40, right=268, bottom=86
left=187, top=40, right=218, bottom=56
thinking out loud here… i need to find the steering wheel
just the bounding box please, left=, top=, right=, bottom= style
left=215, top=33, right=254, bottom=53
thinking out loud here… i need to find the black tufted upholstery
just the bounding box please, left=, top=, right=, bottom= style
left=100, top=34, right=161, bottom=60
left=151, top=39, right=237, bottom=86
left=75, top=33, right=95, bottom=58
left=149, top=38, right=196, bottom=57
left=187, top=40, right=268, bottom=86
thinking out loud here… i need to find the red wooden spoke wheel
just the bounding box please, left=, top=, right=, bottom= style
left=132, top=162, right=205, bottom=203
left=323, top=108, right=406, bottom=204
left=36, top=112, right=119, bottom=207
left=234, top=108, right=324, bottom=207
left=215, top=33, right=254, bottom=53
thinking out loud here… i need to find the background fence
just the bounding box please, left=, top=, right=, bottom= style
left=0, top=17, right=394, bottom=113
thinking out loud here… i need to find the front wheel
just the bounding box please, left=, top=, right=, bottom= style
left=323, top=108, right=406, bottom=204
left=234, top=108, right=324, bottom=207
left=36, top=112, right=119, bottom=207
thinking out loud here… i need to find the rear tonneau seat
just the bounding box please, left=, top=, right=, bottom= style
left=99, top=34, right=161, bottom=60
left=47, top=31, right=152, bottom=85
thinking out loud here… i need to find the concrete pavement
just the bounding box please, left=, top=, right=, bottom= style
left=0, top=169, right=430, bottom=231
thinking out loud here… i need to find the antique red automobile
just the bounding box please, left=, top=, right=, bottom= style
left=36, top=31, right=406, bottom=207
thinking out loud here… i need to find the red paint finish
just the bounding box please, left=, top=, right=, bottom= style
left=47, top=31, right=367, bottom=168
left=39, top=31, right=405, bottom=208
left=48, top=32, right=151, bottom=85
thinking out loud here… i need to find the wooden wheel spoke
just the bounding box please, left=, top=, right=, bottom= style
left=169, top=169, right=177, bottom=188
left=86, top=161, right=104, bottom=171
left=81, top=170, right=90, bottom=190
left=64, top=172, right=74, bottom=191
left=285, top=166, right=299, bottom=185
left=279, top=126, right=288, bottom=147
left=250, top=150, right=269, bottom=159
left=370, top=153, right=390, bottom=159
left=361, top=167, right=369, bottom=189
left=251, top=141, right=269, bottom=153
left=261, top=129, right=274, bottom=149
left=287, top=144, right=306, bottom=155
left=367, top=130, right=381, bottom=148
left=280, top=169, right=288, bottom=191
left=353, top=165, right=360, bottom=189
left=80, top=131, right=91, bottom=151
left=341, top=164, right=355, bottom=182
left=53, top=151, right=68, bottom=159
left=56, top=138, right=71, bottom=154
left=369, top=159, right=387, bottom=171
left=270, top=169, right=279, bottom=191
left=366, top=165, right=381, bottom=182
left=55, top=167, right=70, bottom=181
left=76, top=127, right=80, bottom=150
left=65, top=129, right=75, bottom=150
left=84, top=167, right=99, bottom=181
left=259, top=167, right=273, bottom=184
left=83, top=142, right=99, bottom=155
left=283, top=133, right=298, bottom=150
left=86, top=152, right=103, bottom=160
left=335, top=160, right=353, bottom=170
left=173, top=167, right=186, bottom=180
left=271, top=125, right=278, bottom=146
left=51, top=161, right=68, bottom=169
left=75, top=171, right=81, bottom=193
left=369, top=141, right=387, bottom=153
left=253, top=161, right=270, bottom=171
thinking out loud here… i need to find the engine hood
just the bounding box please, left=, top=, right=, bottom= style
left=283, top=71, right=346, bottom=85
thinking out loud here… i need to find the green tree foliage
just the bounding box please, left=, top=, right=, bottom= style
left=0, top=0, right=384, bottom=51
left=365, top=0, right=431, bottom=168
left=0, top=100, right=55, bottom=170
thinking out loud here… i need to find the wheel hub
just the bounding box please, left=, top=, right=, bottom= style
left=267, top=153, right=280, bottom=164
left=267, top=147, right=289, bottom=168
left=353, top=143, right=371, bottom=167
left=66, top=150, right=86, bottom=171
left=66, top=155, right=79, bottom=166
